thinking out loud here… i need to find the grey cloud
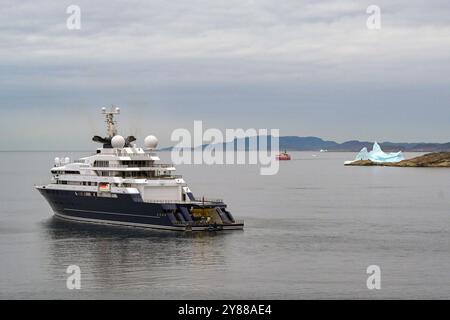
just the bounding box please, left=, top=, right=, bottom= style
left=0, top=0, right=449, bottom=149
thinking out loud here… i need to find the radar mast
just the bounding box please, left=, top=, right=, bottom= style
left=102, top=106, right=120, bottom=137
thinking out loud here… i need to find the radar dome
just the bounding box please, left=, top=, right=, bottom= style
left=111, top=135, right=126, bottom=148
left=64, top=157, right=70, bottom=164
left=144, top=135, right=158, bottom=149
left=54, top=157, right=60, bottom=166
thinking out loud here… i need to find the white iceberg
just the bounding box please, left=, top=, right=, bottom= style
left=345, top=142, right=405, bottom=164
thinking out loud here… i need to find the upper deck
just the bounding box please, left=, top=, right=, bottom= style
left=52, top=106, right=178, bottom=177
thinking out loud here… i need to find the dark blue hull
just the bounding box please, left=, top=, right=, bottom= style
left=37, top=187, right=244, bottom=231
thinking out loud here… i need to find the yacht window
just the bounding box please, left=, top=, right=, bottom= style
left=94, top=161, right=109, bottom=167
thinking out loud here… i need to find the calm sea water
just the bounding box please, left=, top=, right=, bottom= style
left=1, top=151, right=449, bottom=299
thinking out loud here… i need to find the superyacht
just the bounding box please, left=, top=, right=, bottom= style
left=36, top=107, right=244, bottom=231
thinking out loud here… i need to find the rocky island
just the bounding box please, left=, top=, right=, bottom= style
left=345, top=152, right=450, bottom=167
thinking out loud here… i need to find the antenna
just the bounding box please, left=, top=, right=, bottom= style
left=102, top=105, right=120, bottom=137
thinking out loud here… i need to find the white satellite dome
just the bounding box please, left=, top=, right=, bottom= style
left=144, top=135, right=158, bottom=149
left=54, top=157, right=60, bottom=166
left=111, top=135, right=126, bottom=148
left=64, top=157, right=70, bottom=164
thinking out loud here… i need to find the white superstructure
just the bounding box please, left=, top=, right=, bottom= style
left=48, top=107, right=194, bottom=203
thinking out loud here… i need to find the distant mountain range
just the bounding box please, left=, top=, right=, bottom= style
left=278, top=136, right=450, bottom=152
left=162, top=136, right=450, bottom=152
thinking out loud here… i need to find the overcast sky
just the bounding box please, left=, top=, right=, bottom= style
left=1, top=0, right=449, bottom=150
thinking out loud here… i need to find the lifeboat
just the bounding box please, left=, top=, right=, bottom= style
left=276, top=151, right=291, bottom=161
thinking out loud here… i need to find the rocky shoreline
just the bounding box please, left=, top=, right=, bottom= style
left=345, top=152, right=450, bottom=167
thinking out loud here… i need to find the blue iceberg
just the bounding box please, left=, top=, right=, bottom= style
left=345, top=142, right=405, bottom=164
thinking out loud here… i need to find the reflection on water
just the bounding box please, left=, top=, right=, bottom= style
left=41, top=217, right=235, bottom=291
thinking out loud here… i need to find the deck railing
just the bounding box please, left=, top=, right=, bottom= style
left=93, top=163, right=174, bottom=168
left=196, top=197, right=224, bottom=203
left=173, top=220, right=244, bottom=226
left=115, top=151, right=159, bottom=157
left=144, top=199, right=187, bottom=204
left=143, top=197, right=221, bottom=204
